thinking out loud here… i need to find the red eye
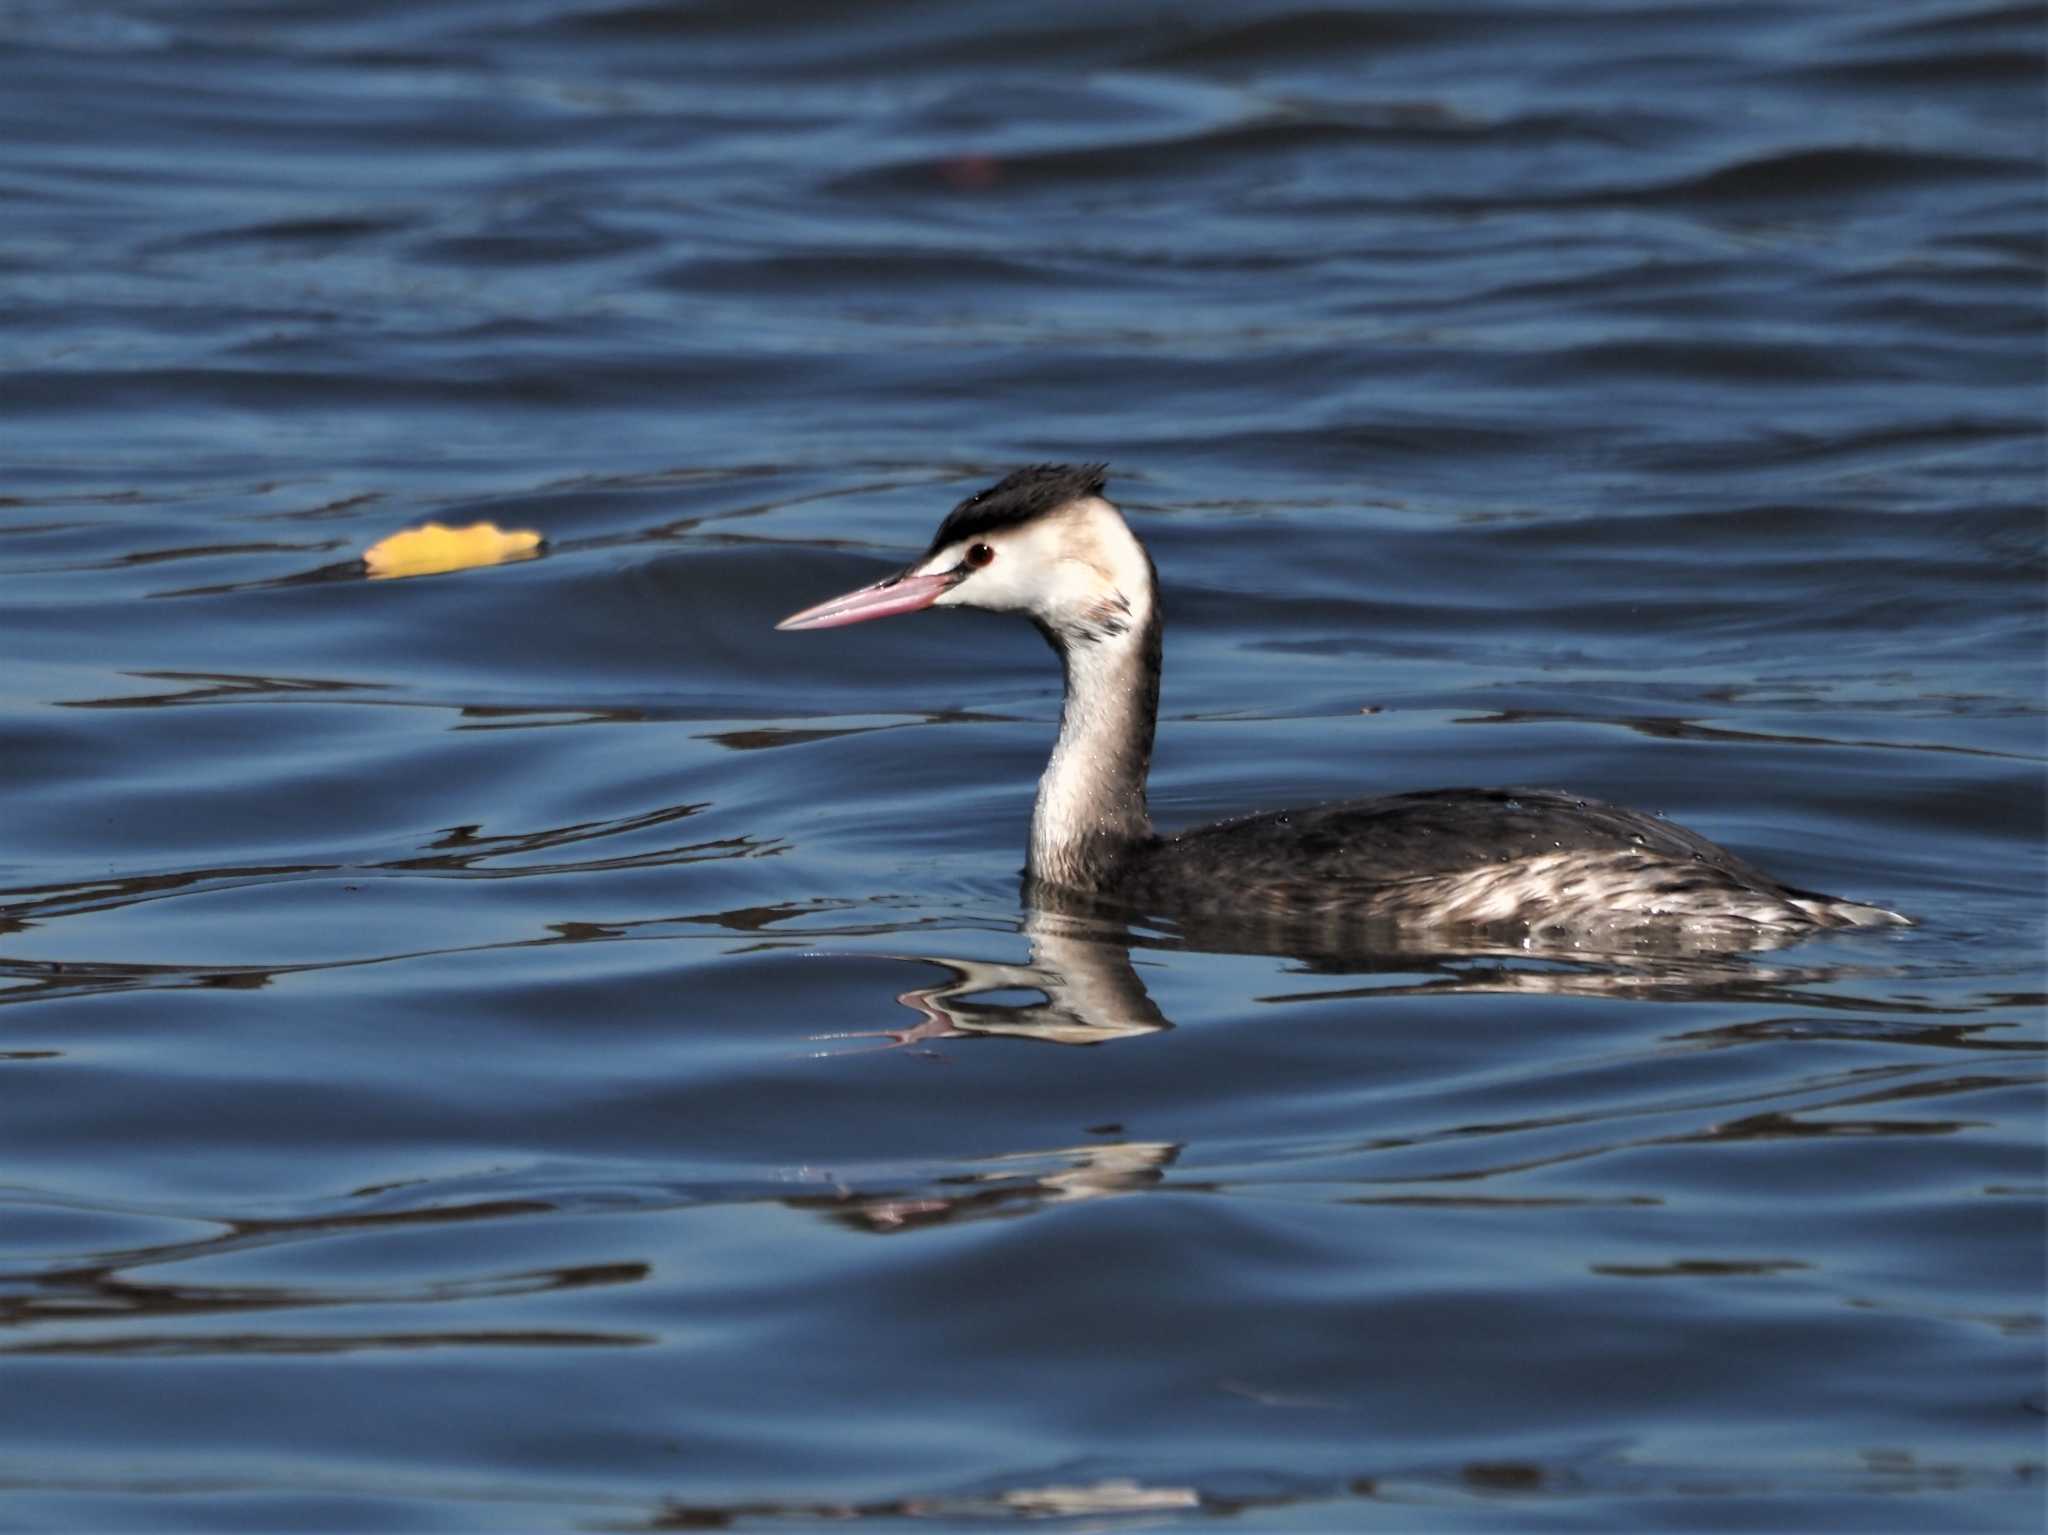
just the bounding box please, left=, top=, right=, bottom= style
left=965, top=543, right=995, bottom=568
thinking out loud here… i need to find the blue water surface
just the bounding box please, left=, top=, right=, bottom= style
left=0, top=2, right=2042, bottom=1529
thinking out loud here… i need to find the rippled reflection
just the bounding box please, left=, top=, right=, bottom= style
left=816, top=912, right=1171, bottom=1051
left=785, top=1139, right=1179, bottom=1234
left=1458, top=707, right=2041, bottom=763
left=0, top=1192, right=650, bottom=1358
left=824, top=896, right=1933, bottom=1051
left=628, top=1453, right=2036, bottom=1529
left=57, top=670, right=388, bottom=710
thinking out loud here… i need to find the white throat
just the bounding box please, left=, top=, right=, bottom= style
left=1020, top=500, right=1160, bottom=890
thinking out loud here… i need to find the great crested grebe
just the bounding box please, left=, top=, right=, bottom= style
left=777, top=465, right=1907, bottom=939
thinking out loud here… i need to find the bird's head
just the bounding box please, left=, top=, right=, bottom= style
left=776, top=465, right=1151, bottom=644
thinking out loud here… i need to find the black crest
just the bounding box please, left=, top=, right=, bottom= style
left=925, top=464, right=1110, bottom=556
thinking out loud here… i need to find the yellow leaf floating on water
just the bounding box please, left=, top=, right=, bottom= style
left=363, top=521, right=543, bottom=580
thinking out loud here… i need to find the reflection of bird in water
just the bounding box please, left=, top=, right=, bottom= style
left=808, top=909, right=1908, bottom=1054
left=792, top=1138, right=1180, bottom=1234
left=780, top=465, right=1908, bottom=945
left=812, top=913, right=1169, bottom=1051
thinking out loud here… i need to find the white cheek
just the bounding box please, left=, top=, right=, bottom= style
left=1039, top=561, right=1102, bottom=614
left=938, top=561, right=1030, bottom=610
left=918, top=515, right=1124, bottom=617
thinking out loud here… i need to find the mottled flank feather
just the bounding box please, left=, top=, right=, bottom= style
left=1098, top=788, right=1909, bottom=937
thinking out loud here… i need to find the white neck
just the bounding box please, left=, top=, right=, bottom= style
left=915, top=490, right=1163, bottom=892
left=1027, top=576, right=1160, bottom=890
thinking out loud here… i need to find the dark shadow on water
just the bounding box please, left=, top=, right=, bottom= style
left=1454, top=707, right=2044, bottom=764
left=55, top=670, right=390, bottom=709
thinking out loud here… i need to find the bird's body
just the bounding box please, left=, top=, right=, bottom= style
left=778, top=466, right=1906, bottom=942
